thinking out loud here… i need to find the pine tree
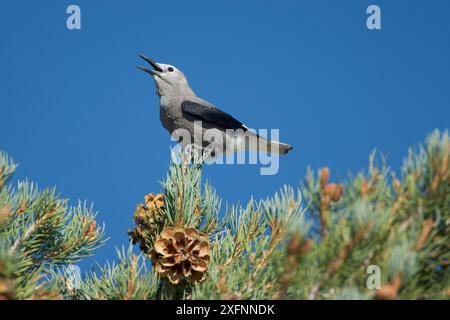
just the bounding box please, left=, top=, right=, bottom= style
left=0, top=152, right=105, bottom=299
left=1, top=130, right=448, bottom=300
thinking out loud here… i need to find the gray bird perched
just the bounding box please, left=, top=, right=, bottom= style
left=137, top=55, right=293, bottom=156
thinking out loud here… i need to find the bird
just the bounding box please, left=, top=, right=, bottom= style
left=137, top=55, right=293, bottom=156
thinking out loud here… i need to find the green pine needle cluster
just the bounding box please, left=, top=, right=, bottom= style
left=0, top=152, right=105, bottom=299
left=1, top=130, right=448, bottom=300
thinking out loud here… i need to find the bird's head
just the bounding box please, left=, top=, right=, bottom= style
left=137, top=55, right=192, bottom=97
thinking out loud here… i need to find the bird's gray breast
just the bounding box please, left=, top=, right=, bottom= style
left=159, top=97, right=185, bottom=134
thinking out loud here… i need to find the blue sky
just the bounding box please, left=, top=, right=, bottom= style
left=1, top=0, right=449, bottom=271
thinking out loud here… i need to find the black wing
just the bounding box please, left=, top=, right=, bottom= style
left=181, top=100, right=247, bottom=131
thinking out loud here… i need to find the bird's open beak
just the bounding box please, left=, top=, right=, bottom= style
left=137, top=54, right=163, bottom=76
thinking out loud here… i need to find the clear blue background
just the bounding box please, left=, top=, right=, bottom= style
left=1, top=0, right=449, bottom=270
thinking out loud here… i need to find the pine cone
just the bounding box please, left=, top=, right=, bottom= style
left=323, top=183, right=343, bottom=202
left=128, top=193, right=166, bottom=253
left=135, top=193, right=165, bottom=226
left=145, top=193, right=165, bottom=211
left=0, top=278, right=15, bottom=300
left=150, top=226, right=210, bottom=285
left=0, top=205, right=11, bottom=225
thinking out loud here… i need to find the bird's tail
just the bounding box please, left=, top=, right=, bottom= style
left=264, top=140, right=293, bottom=155
left=250, top=135, right=293, bottom=155
left=232, top=132, right=293, bottom=155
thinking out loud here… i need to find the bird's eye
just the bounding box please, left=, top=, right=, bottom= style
left=168, top=67, right=174, bottom=72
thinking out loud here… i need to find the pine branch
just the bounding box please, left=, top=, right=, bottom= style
left=4, top=129, right=448, bottom=300
left=0, top=151, right=105, bottom=299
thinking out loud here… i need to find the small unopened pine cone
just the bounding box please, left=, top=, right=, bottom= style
left=320, top=167, right=330, bottom=189
left=323, top=183, right=343, bottom=202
